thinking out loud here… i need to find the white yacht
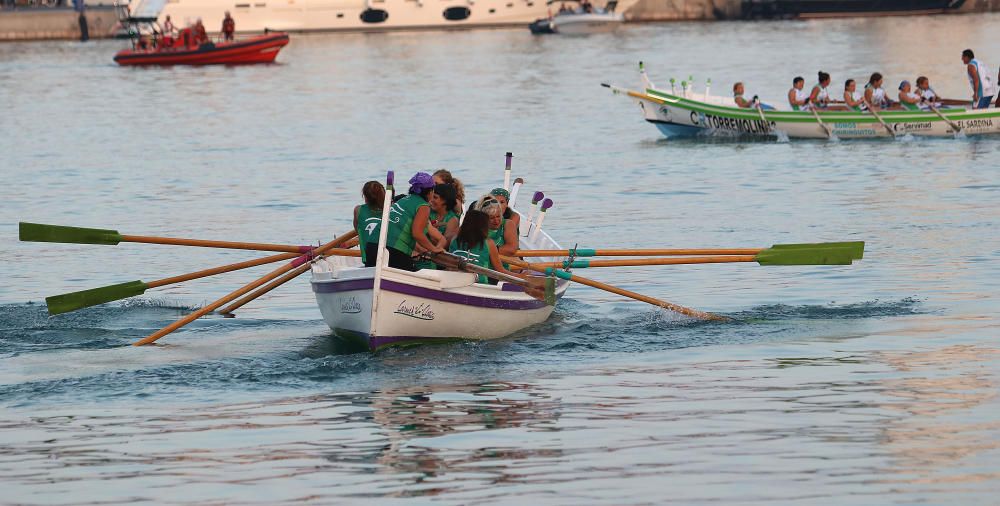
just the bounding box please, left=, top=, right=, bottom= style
left=132, top=0, right=631, bottom=34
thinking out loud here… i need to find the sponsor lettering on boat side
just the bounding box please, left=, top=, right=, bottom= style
left=339, top=296, right=362, bottom=314
left=832, top=122, right=878, bottom=136
left=394, top=300, right=435, bottom=321
left=892, top=122, right=933, bottom=133
left=689, top=111, right=773, bottom=134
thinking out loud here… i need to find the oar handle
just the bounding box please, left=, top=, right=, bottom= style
left=218, top=263, right=312, bottom=315
left=121, top=234, right=314, bottom=253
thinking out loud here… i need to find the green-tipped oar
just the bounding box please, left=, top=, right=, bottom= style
left=515, top=241, right=864, bottom=260
left=522, top=245, right=859, bottom=270
left=19, top=222, right=313, bottom=253
left=44, top=251, right=302, bottom=315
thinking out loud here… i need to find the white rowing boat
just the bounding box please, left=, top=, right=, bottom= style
left=606, top=64, right=1000, bottom=139
left=310, top=176, right=568, bottom=352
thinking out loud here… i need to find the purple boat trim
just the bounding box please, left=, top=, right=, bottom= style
left=314, top=277, right=564, bottom=310
left=382, top=280, right=549, bottom=310
left=312, top=278, right=374, bottom=293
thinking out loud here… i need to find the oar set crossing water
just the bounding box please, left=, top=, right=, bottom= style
left=18, top=154, right=865, bottom=349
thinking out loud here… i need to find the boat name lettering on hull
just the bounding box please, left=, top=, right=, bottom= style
left=340, top=297, right=362, bottom=314
left=394, top=300, right=435, bottom=320
left=689, top=111, right=772, bottom=134
left=958, top=118, right=994, bottom=129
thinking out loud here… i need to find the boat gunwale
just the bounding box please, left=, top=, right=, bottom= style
left=639, top=87, right=1000, bottom=124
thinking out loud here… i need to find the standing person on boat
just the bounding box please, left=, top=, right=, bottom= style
left=354, top=181, right=385, bottom=268
left=897, top=81, right=923, bottom=110
left=193, top=19, right=209, bottom=46
left=433, top=169, right=465, bottom=216
left=864, top=73, right=891, bottom=110
left=448, top=210, right=519, bottom=284
left=733, top=82, right=752, bottom=108
left=385, top=172, right=445, bottom=271
left=808, top=71, right=832, bottom=109
left=162, top=15, right=176, bottom=36
left=843, top=79, right=867, bottom=111
left=788, top=77, right=810, bottom=111
left=961, top=49, right=995, bottom=109
left=488, top=188, right=520, bottom=258
left=221, top=11, right=235, bottom=41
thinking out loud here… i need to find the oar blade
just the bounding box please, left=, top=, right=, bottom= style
left=19, top=222, right=123, bottom=246
left=46, top=280, right=149, bottom=315
left=770, top=241, right=864, bottom=260
left=756, top=246, right=855, bottom=266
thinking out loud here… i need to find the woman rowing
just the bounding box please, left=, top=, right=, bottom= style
left=433, top=169, right=465, bottom=216
left=448, top=210, right=519, bottom=284
left=384, top=172, right=445, bottom=271
left=354, top=181, right=384, bottom=267
left=787, top=76, right=810, bottom=111
left=897, top=80, right=923, bottom=110
left=808, top=71, right=832, bottom=109
left=487, top=188, right=520, bottom=257
left=864, top=72, right=891, bottom=110
left=843, top=79, right=867, bottom=111
left=429, top=183, right=460, bottom=245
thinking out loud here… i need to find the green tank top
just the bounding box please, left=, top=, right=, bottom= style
left=450, top=238, right=491, bottom=284
left=385, top=194, right=428, bottom=255
left=430, top=210, right=459, bottom=237
left=355, top=204, right=382, bottom=263
left=488, top=218, right=505, bottom=248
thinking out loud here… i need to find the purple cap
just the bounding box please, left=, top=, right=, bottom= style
left=532, top=191, right=544, bottom=204
left=386, top=170, right=394, bottom=186
left=541, top=198, right=554, bottom=210
left=408, top=172, right=435, bottom=193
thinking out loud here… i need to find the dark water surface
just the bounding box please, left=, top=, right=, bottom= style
left=2, top=15, right=999, bottom=504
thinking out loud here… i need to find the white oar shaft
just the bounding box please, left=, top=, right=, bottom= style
left=370, top=171, right=395, bottom=339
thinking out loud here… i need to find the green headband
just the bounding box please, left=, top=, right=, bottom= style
left=490, top=188, right=510, bottom=200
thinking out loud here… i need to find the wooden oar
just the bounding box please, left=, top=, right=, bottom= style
left=515, top=241, right=865, bottom=260
left=19, top=222, right=318, bottom=253
left=133, top=231, right=355, bottom=346
left=502, top=256, right=725, bottom=321
left=928, top=104, right=963, bottom=134
left=46, top=251, right=299, bottom=315
left=809, top=107, right=835, bottom=139
left=218, top=263, right=313, bottom=316
left=867, top=107, right=897, bottom=137
left=521, top=248, right=856, bottom=270
left=429, top=252, right=555, bottom=305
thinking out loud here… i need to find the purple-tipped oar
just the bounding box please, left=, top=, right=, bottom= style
left=523, top=191, right=545, bottom=237
left=503, top=152, right=513, bottom=191
left=509, top=177, right=525, bottom=210
left=531, top=198, right=554, bottom=240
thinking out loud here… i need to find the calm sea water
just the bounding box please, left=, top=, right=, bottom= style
left=2, top=14, right=999, bottom=504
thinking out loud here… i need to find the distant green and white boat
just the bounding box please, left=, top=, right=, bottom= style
left=606, top=64, right=1000, bottom=140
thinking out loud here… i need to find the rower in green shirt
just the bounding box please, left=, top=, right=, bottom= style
left=449, top=210, right=519, bottom=284
left=384, top=172, right=445, bottom=271
left=353, top=180, right=385, bottom=267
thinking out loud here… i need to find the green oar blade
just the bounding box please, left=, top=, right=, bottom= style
left=45, top=280, right=149, bottom=315
left=770, top=241, right=864, bottom=259
left=755, top=247, right=855, bottom=266
left=19, top=222, right=123, bottom=245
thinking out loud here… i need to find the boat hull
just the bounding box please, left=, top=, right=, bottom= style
left=113, top=33, right=289, bottom=66
left=157, top=0, right=636, bottom=34
left=311, top=217, right=568, bottom=352
left=626, top=88, right=1000, bottom=139
left=551, top=13, right=623, bottom=34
